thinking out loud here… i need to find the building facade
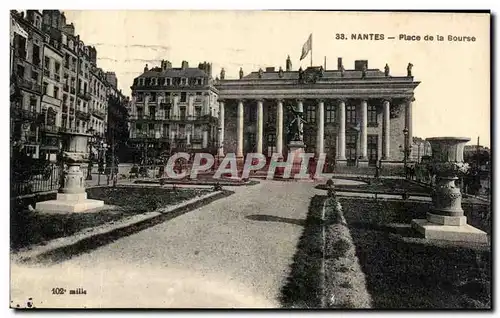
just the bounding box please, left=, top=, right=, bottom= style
left=215, top=58, right=420, bottom=167
left=128, top=61, right=219, bottom=161
left=10, top=10, right=127, bottom=162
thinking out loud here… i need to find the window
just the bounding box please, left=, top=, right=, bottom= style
left=139, top=78, right=144, bottom=86
left=32, top=45, right=40, bottom=66
left=166, top=78, right=171, bottom=86
left=194, top=106, right=201, bottom=117
left=367, top=135, right=378, bottom=165
left=346, top=105, right=357, bottom=124
left=54, top=86, right=59, bottom=99
left=304, top=134, right=316, bottom=151
left=368, top=105, right=378, bottom=125
left=151, top=78, right=157, bottom=86
left=14, top=34, right=26, bottom=58
left=137, top=92, right=144, bottom=102
left=267, top=105, right=276, bottom=124
left=17, top=65, right=25, bottom=78
left=44, top=57, right=50, bottom=70
left=346, top=134, right=357, bottom=165
left=247, top=133, right=256, bottom=152
left=267, top=133, right=277, bottom=157
left=31, top=70, right=38, bottom=81
left=305, top=105, right=316, bottom=123
left=180, top=92, right=187, bottom=103
left=54, top=62, right=61, bottom=81
left=325, top=104, right=336, bottom=123
left=150, top=92, right=156, bottom=102
left=29, top=97, right=37, bottom=112
left=136, top=123, right=142, bottom=130
left=181, top=78, right=187, bottom=86
left=43, top=82, right=48, bottom=95
left=179, top=107, right=186, bottom=119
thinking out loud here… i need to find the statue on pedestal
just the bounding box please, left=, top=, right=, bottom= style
left=278, top=66, right=284, bottom=78
left=258, top=68, right=263, bottom=78
left=239, top=67, right=244, bottom=79
left=220, top=68, right=225, bottom=80
left=287, top=104, right=307, bottom=142
left=384, top=63, right=390, bottom=77
left=340, top=64, right=345, bottom=77
left=298, top=67, right=304, bottom=83
left=286, top=55, right=292, bottom=71
left=407, top=62, right=413, bottom=76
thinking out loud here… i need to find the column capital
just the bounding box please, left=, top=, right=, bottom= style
left=217, top=98, right=226, bottom=103
left=275, top=98, right=285, bottom=103
left=404, top=96, right=416, bottom=103
left=296, top=98, right=304, bottom=103
left=316, top=98, right=325, bottom=104
left=255, top=98, right=265, bottom=103
left=337, top=98, right=347, bottom=104
left=382, top=97, right=392, bottom=104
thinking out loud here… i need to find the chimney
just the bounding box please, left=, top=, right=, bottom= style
left=337, top=57, right=343, bottom=70
left=354, top=60, right=368, bottom=71
left=181, top=61, right=189, bottom=69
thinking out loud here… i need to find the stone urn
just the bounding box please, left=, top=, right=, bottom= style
left=411, top=137, right=486, bottom=243
left=427, top=137, right=470, bottom=222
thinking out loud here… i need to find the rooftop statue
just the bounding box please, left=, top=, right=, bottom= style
left=220, top=68, right=225, bottom=80
left=239, top=67, right=244, bottom=79
left=407, top=62, right=413, bottom=76
left=384, top=63, right=390, bottom=77
left=286, top=55, right=292, bottom=71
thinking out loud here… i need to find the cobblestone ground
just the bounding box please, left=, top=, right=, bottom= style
left=11, top=180, right=324, bottom=308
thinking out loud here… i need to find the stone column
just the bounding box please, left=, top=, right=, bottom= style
left=316, top=99, right=325, bottom=158
left=218, top=100, right=225, bottom=156
left=202, top=130, right=208, bottom=148
left=173, top=94, right=179, bottom=118
left=360, top=99, right=368, bottom=160
left=297, top=99, right=304, bottom=141
left=188, top=94, right=194, bottom=116
left=256, top=99, right=264, bottom=153
left=337, top=99, right=346, bottom=160
left=236, top=99, right=244, bottom=157
left=276, top=99, right=284, bottom=156
left=382, top=99, right=391, bottom=159
left=406, top=97, right=414, bottom=156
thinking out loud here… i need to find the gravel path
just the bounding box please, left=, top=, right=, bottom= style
left=11, top=180, right=324, bottom=308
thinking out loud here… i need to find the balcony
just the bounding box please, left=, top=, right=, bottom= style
left=76, top=110, right=91, bottom=121
left=18, top=78, right=42, bottom=94
left=78, top=91, right=91, bottom=101
left=11, top=107, right=38, bottom=121
left=91, top=109, right=106, bottom=120
left=42, top=94, right=62, bottom=107
left=40, top=125, right=61, bottom=134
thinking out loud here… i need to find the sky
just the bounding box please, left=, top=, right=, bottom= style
left=63, top=10, right=490, bottom=146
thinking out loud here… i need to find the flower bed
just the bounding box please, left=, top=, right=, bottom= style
left=280, top=195, right=372, bottom=308
left=10, top=186, right=211, bottom=251
left=316, top=178, right=431, bottom=196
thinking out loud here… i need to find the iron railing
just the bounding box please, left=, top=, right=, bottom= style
left=11, top=163, right=61, bottom=197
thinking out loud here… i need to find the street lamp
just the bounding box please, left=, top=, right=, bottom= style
left=403, top=127, right=409, bottom=179
left=86, top=128, right=96, bottom=180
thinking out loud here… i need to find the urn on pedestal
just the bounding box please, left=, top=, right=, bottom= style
left=411, top=137, right=487, bottom=243
left=35, top=132, right=105, bottom=213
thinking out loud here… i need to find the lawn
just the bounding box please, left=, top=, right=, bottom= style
left=281, top=195, right=491, bottom=309
left=317, top=178, right=431, bottom=195
left=340, top=198, right=491, bottom=309
left=10, top=186, right=211, bottom=251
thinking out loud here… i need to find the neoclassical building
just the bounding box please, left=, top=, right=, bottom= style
left=128, top=56, right=420, bottom=167
left=215, top=57, right=420, bottom=166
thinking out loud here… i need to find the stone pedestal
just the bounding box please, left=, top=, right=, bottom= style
left=411, top=137, right=487, bottom=243
left=35, top=133, right=105, bottom=213
left=288, top=140, right=309, bottom=179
